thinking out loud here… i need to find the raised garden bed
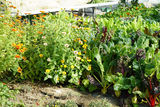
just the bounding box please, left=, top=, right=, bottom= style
left=1, top=1, right=160, bottom=107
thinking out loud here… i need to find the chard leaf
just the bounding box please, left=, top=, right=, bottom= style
left=93, top=47, right=104, bottom=73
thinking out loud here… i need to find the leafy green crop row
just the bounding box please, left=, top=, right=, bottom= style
left=1, top=1, right=160, bottom=106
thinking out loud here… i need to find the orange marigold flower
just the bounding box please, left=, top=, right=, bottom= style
left=25, top=13, right=31, bottom=15
left=40, top=25, right=44, bottom=28
left=15, top=45, right=21, bottom=50
left=13, top=6, right=16, bottom=9
left=73, top=14, right=78, bottom=17
left=12, top=22, right=15, bottom=25
left=17, top=16, right=22, bottom=19
left=25, top=21, right=29, bottom=24
left=36, top=17, right=40, bottom=20
left=20, top=49, right=24, bottom=53
left=77, top=38, right=81, bottom=41
left=19, top=31, right=24, bottom=34
left=0, top=15, right=4, bottom=17
left=41, top=19, right=45, bottom=22
left=126, top=12, right=130, bottom=15
left=15, top=43, right=23, bottom=50
left=83, top=40, right=87, bottom=42
left=42, top=15, right=46, bottom=17
left=9, top=24, right=14, bottom=27
left=15, top=54, right=21, bottom=58
left=136, top=7, right=138, bottom=10
left=17, top=34, right=22, bottom=37
left=11, top=28, right=17, bottom=31
left=17, top=67, right=22, bottom=73
left=3, top=23, right=7, bottom=25
left=22, top=56, right=26, bottom=61
left=40, top=11, right=45, bottom=13
left=12, top=43, right=16, bottom=47
left=20, top=47, right=27, bottom=53
left=38, top=31, right=43, bottom=34
left=22, top=47, right=27, bottom=51
left=9, top=5, right=14, bottom=8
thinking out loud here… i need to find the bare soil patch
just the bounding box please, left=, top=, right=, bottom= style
left=7, top=81, right=119, bottom=107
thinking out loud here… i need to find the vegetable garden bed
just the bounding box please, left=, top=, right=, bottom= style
left=1, top=1, right=160, bottom=107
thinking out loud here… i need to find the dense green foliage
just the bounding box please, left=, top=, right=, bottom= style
left=0, top=82, right=21, bottom=107
left=1, top=1, right=160, bottom=106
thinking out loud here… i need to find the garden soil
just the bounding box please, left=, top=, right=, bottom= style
left=7, top=81, right=120, bottom=107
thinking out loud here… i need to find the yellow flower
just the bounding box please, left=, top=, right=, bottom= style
left=87, top=58, right=91, bottom=62
left=39, top=54, right=43, bottom=58
left=57, top=77, right=59, bottom=81
left=46, top=69, right=50, bottom=73
left=71, top=8, right=74, bottom=11
left=78, top=19, right=82, bottom=22
left=12, top=43, right=16, bottom=47
left=84, top=28, right=90, bottom=30
left=17, top=67, right=22, bottom=74
left=40, top=25, right=44, bottom=28
left=82, top=44, right=88, bottom=49
left=78, top=52, right=82, bottom=56
left=64, top=65, right=67, bottom=68
left=88, top=65, right=91, bottom=71
left=62, top=71, right=66, bottom=75
left=81, top=59, right=84, bottom=62
left=60, top=65, right=63, bottom=68
left=84, top=23, right=88, bottom=25
left=71, top=65, right=75, bottom=69
left=79, top=41, right=83, bottom=45
left=61, top=59, right=65, bottom=64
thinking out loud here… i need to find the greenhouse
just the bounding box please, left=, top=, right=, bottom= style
left=0, top=0, right=160, bottom=107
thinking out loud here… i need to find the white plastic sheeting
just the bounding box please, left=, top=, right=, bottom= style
left=6, top=0, right=91, bottom=12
